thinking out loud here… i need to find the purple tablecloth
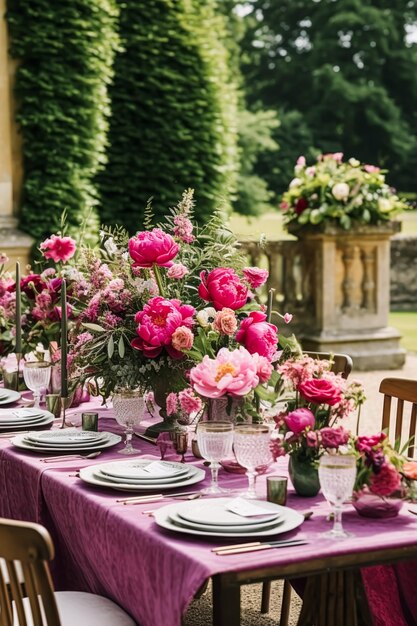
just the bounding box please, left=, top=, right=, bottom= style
left=1, top=399, right=417, bottom=626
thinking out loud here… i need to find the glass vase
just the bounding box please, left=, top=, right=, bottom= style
left=288, top=454, right=320, bottom=497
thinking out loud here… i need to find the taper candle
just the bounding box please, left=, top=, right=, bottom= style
left=15, top=262, right=22, bottom=354
left=60, top=279, right=68, bottom=398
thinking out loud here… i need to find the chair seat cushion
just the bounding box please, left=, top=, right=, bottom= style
left=14, top=591, right=137, bottom=626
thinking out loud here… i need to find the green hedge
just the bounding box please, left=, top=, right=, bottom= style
left=7, top=0, right=119, bottom=246
left=97, top=0, right=239, bottom=231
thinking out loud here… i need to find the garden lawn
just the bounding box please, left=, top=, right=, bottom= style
left=389, top=312, right=417, bottom=353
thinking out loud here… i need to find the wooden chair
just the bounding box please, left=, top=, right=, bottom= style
left=0, top=517, right=136, bottom=626
left=380, top=378, right=417, bottom=458
left=260, top=351, right=353, bottom=622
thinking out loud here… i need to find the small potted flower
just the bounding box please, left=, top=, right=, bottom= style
left=352, top=432, right=416, bottom=518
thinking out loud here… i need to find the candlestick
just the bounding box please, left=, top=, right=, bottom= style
left=60, top=279, right=68, bottom=398
left=15, top=262, right=22, bottom=354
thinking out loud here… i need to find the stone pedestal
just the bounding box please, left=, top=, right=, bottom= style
left=291, top=223, right=406, bottom=371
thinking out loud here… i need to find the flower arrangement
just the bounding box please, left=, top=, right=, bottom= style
left=272, top=355, right=365, bottom=464
left=280, top=153, right=407, bottom=231
left=58, top=189, right=293, bottom=422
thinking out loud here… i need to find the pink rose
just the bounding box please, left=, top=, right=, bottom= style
left=131, top=296, right=195, bottom=359
left=298, top=378, right=342, bottom=406
left=128, top=228, right=179, bottom=268
left=171, top=326, right=194, bottom=352
left=178, top=388, right=202, bottom=415
left=284, top=408, right=315, bottom=434
left=198, top=268, right=248, bottom=311
left=320, top=426, right=349, bottom=449
left=243, top=267, right=269, bottom=289
left=190, top=346, right=259, bottom=398
left=213, top=308, right=238, bottom=336
left=40, top=235, right=76, bottom=263
left=370, top=463, right=401, bottom=497
left=236, top=311, right=278, bottom=360
left=167, top=263, right=189, bottom=279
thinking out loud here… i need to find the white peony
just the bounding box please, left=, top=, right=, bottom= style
left=332, top=182, right=350, bottom=201
left=289, top=177, right=302, bottom=188
left=196, top=307, right=216, bottom=328
left=378, top=198, right=392, bottom=213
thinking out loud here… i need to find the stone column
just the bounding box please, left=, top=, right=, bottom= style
left=0, top=0, right=33, bottom=265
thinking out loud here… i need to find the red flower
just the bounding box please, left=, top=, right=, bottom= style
left=298, top=378, right=342, bottom=406
left=295, top=198, right=308, bottom=215
left=370, top=463, right=401, bottom=497
left=19, top=274, right=47, bottom=299
left=40, top=235, right=76, bottom=263
left=198, top=268, right=248, bottom=311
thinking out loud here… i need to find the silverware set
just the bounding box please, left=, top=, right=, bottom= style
left=116, top=490, right=203, bottom=505
left=212, top=538, right=308, bottom=555
left=39, top=451, right=102, bottom=463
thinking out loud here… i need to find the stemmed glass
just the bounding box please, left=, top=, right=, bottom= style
left=233, top=424, right=273, bottom=499
left=23, top=361, right=51, bottom=409
left=318, top=453, right=357, bottom=539
left=197, top=422, right=234, bottom=494
left=113, top=389, right=145, bottom=455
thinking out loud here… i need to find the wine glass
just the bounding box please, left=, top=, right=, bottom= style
left=112, top=389, right=145, bottom=455
left=233, top=424, right=273, bottom=499
left=23, top=361, right=51, bottom=409
left=197, top=422, right=234, bottom=494
left=318, top=453, right=357, bottom=539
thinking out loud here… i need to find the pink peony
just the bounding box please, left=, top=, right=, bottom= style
left=167, top=263, right=189, bottom=279
left=243, top=267, right=269, bottom=289
left=190, top=346, right=259, bottom=399
left=178, top=388, right=202, bottom=415
left=166, top=393, right=178, bottom=417
left=198, top=268, right=248, bottom=311
left=236, top=311, right=278, bottom=360
left=284, top=408, right=315, bottom=434
left=171, top=326, right=194, bottom=352
left=370, top=463, right=401, bottom=497
left=298, top=378, right=342, bottom=406
left=128, top=228, right=179, bottom=268
left=40, top=235, right=76, bottom=263
left=131, top=297, right=195, bottom=359
left=253, top=354, right=273, bottom=384
left=213, top=308, right=238, bottom=336
left=320, top=426, right=349, bottom=449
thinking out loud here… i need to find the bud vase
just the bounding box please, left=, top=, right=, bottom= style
left=288, top=455, right=320, bottom=497
left=204, top=397, right=247, bottom=423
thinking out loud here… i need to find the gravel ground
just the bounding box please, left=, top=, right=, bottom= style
left=183, top=353, right=417, bottom=626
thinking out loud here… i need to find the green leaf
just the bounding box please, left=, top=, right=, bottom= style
left=107, top=334, right=115, bottom=359
left=118, top=335, right=125, bottom=358
left=83, top=323, right=107, bottom=333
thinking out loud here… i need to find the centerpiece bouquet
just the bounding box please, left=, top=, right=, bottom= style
left=70, top=190, right=292, bottom=432
left=280, top=153, right=407, bottom=232
left=272, top=354, right=365, bottom=496
left=352, top=432, right=417, bottom=518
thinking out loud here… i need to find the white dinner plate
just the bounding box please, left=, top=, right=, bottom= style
left=0, top=413, right=55, bottom=428
left=168, top=510, right=283, bottom=534
left=27, top=430, right=105, bottom=444
left=79, top=463, right=205, bottom=492
left=154, top=499, right=304, bottom=538
left=0, top=390, right=21, bottom=405
left=94, top=468, right=194, bottom=486
left=0, top=414, right=53, bottom=427
left=0, top=408, right=45, bottom=421
left=99, top=460, right=188, bottom=481
left=178, top=501, right=279, bottom=527
left=11, top=432, right=121, bottom=454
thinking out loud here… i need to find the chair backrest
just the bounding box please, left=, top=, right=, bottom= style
left=304, top=351, right=353, bottom=380
left=380, top=378, right=417, bottom=458
left=0, top=518, right=61, bottom=626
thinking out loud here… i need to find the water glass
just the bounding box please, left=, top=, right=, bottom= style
left=319, top=453, right=357, bottom=539
left=197, top=422, right=234, bottom=494
left=233, top=424, right=272, bottom=499
left=23, top=361, right=51, bottom=408
left=113, top=389, right=145, bottom=455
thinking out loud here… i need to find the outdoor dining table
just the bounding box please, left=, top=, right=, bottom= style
left=1, top=397, right=417, bottom=626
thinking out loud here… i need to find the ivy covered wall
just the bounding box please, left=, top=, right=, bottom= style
left=7, top=0, right=119, bottom=244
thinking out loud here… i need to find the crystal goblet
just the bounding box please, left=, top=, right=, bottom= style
left=233, top=424, right=273, bottom=499
left=318, top=453, right=357, bottom=539
left=197, top=422, right=234, bottom=494
left=112, top=389, right=145, bottom=455
left=23, top=361, right=51, bottom=409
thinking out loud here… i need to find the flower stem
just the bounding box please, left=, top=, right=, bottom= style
left=153, top=264, right=165, bottom=297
